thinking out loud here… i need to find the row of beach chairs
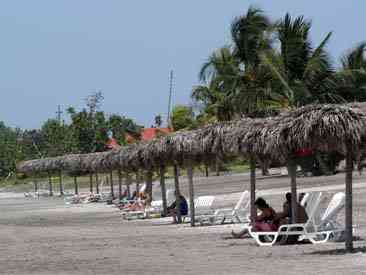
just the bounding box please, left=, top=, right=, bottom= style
left=120, top=188, right=346, bottom=246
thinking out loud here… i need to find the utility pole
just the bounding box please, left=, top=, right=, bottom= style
left=167, top=70, right=174, bottom=128
left=56, top=105, right=63, bottom=124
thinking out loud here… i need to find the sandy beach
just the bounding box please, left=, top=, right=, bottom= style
left=1, top=172, right=366, bottom=275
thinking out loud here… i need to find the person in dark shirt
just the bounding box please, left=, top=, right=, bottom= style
left=167, top=191, right=188, bottom=223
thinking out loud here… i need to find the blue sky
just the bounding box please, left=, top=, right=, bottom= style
left=0, top=0, right=364, bottom=129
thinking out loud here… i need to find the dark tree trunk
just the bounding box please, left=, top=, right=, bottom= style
left=110, top=171, right=115, bottom=200
left=204, top=164, right=209, bottom=177
left=34, top=178, right=38, bottom=194
left=145, top=170, right=153, bottom=206
left=126, top=174, right=131, bottom=199
left=48, top=174, right=53, bottom=196
left=74, top=176, right=78, bottom=195
left=89, top=173, right=93, bottom=193
left=215, top=156, right=220, bottom=176
left=59, top=171, right=64, bottom=196
left=118, top=170, right=123, bottom=200
left=135, top=171, right=141, bottom=194
left=260, top=159, right=270, bottom=176
left=95, top=173, right=100, bottom=194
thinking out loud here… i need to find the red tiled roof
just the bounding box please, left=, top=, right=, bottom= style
left=141, top=128, right=171, bottom=141
left=106, top=138, right=121, bottom=150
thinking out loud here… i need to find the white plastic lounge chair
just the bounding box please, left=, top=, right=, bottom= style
left=182, top=195, right=216, bottom=222
left=248, top=192, right=323, bottom=246
left=306, top=192, right=345, bottom=243
left=300, top=192, right=309, bottom=207
left=194, top=195, right=216, bottom=216
left=149, top=189, right=174, bottom=212
left=198, top=190, right=250, bottom=225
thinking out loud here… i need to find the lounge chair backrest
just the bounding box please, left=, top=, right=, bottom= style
left=304, top=192, right=322, bottom=217
left=306, top=192, right=323, bottom=220
left=320, top=192, right=345, bottom=224
left=139, top=183, right=147, bottom=193
left=300, top=193, right=310, bottom=207
left=166, top=189, right=175, bottom=206
left=233, top=190, right=250, bottom=211
left=303, top=192, right=322, bottom=231
left=194, top=195, right=215, bottom=215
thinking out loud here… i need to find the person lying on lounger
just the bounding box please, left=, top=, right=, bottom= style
left=232, top=197, right=278, bottom=238
left=167, top=191, right=188, bottom=223
left=120, top=191, right=147, bottom=211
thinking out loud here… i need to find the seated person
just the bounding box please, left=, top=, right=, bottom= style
left=167, top=191, right=188, bottom=223
left=232, top=197, right=278, bottom=238
left=274, top=192, right=308, bottom=244
left=274, top=192, right=308, bottom=225
left=121, top=191, right=146, bottom=211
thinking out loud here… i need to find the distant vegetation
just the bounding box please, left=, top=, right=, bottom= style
left=0, top=92, right=141, bottom=180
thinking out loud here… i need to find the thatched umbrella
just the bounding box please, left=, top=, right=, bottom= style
left=261, top=104, right=366, bottom=251
left=16, top=103, right=366, bottom=251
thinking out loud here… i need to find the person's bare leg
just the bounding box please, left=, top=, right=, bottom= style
left=231, top=227, right=249, bottom=238
left=171, top=210, right=177, bottom=224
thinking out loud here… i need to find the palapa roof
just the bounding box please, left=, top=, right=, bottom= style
left=17, top=103, right=366, bottom=175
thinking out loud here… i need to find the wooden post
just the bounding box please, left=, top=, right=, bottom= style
left=34, top=178, right=38, bottom=194
left=215, top=155, right=220, bottom=176
left=48, top=173, right=53, bottom=196
left=118, top=169, right=123, bottom=200
left=345, top=148, right=354, bottom=252
left=159, top=164, right=168, bottom=217
left=249, top=157, right=257, bottom=221
left=89, top=173, right=93, bottom=193
left=145, top=170, right=153, bottom=206
left=95, top=173, right=100, bottom=194
left=173, top=164, right=182, bottom=223
left=135, top=172, right=140, bottom=194
left=59, top=171, right=64, bottom=196
left=74, top=176, right=78, bottom=195
left=126, top=174, right=131, bottom=199
left=289, top=159, right=298, bottom=223
left=110, top=171, right=115, bottom=200
left=187, top=162, right=195, bottom=227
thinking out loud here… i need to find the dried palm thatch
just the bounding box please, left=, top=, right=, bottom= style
left=17, top=103, right=366, bottom=175
left=266, top=104, right=366, bottom=158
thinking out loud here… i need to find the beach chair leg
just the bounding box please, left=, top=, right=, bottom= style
left=253, top=233, right=279, bottom=246
left=308, top=232, right=332, bottom=244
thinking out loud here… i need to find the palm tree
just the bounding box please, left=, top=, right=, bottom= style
left=230, top=6, right=283, bottom=117
left=336, top=43, right=366, bottom=101
left=261, top=13, right=342, bottom=106
left=192, top=47, right=240, bottom=121
left=231, top=6, right=272, bottom=67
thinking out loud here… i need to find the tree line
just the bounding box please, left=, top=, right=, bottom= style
left=0, top=92, right=141, bottom=178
